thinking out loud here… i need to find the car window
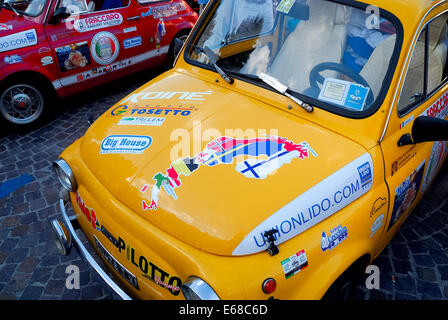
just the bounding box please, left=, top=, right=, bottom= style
left=397, top=30, right=426, bottom=113
left=397, top=12, right=448, bottom=115
left=5, top=0, right=48, bottom=16
left=58, top=0, right=129, bottom=14
left=187, top=0, right=401, bottom=117
left=427, top=12, right=448, bottom=93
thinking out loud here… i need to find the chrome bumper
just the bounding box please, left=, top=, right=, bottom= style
left=56, top=199, right=132, bottom=300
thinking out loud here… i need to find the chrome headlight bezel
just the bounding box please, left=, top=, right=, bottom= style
left=182, top=276, right=220, bottom=300
left=53, top=158, right=77, bottom=192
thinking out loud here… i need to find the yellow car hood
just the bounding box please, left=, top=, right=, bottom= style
left=79, top=72, right=373, bottom=256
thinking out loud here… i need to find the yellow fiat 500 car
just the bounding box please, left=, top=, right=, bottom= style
left=50, top=0, right=448, bottom=300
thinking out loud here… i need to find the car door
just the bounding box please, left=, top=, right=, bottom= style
left=134, top=0, right=192, bottom=59
left=44, top=0, right=144, bottom=88
left=380, top=10, right=448, bottom=237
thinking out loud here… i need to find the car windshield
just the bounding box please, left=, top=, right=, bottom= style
left=187, top=0, right=400, bottom=116
left=1, top=0, right=48, bottom=16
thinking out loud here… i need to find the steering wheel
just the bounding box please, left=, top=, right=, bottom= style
left=309, top=62, right=374, bottom=107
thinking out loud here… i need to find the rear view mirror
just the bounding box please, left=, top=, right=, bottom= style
left=398, top=116, right=448, bottom=146
left=48, top=7, right=71, bottom=24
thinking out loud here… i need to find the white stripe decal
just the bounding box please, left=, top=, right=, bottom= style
left=232, top=153, right=374, bottom=256
left=53, top=46, right=169, bottom=89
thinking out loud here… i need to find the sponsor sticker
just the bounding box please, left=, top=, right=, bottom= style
left=91, top=31, right=120, bottom=65
left=41, top=56, right=54, bottom=66
left=123, top=36, right=142, bottom=49
left=391, top=146, right=417, bottom=176
left=140, top=2, right=185, bottom=18
left=55, top=41, right=91, bottom=72
left=110, top=104, right=197, bottom=117
left=400, top=114, right=414, bottom=129
left=281, top=250, right=308, bottom=279
left=388, top=160, right=425, bottom=230
left=420, top=91, right=448, bottom=119
left=118, top=116, right=165, bottom=126
left=0, top=24, right=13, bottom=31
left=142, top=136, right=317, bottom=212
left=122, top=90, right=213, bottom=103
left=73, top=13, right=123, bottom=33
left=0, top=29, right=37, bottom=53
left=370, top=197, right=386, bottom=217
left=123, top=26, right=137, bottom=33
left=4, top=55, right=22, bottom=64
left=321, top=225, right=348, bottom=251
left=232, top=153, right=373, bottom=256
left=100, top=135, right=152, bottom=154
left=370, top=213, right=384, bottom=238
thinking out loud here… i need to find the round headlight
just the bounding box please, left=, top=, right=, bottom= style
left=53, top=159, right=77, bottom=192
left=182, top=276, right=220, bottom=300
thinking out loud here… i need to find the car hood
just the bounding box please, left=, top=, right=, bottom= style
left=79, top=72, right=373, bottom=256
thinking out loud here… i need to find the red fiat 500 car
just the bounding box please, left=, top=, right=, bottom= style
left=0, top=0, right=197, bottom=127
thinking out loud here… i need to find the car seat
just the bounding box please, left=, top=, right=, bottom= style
left=268, top=0, right=349, bottom=94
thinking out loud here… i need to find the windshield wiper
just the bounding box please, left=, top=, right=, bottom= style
left=259, top=72, right=314, bottom=113
left=191, top=44, right=234, bottom=84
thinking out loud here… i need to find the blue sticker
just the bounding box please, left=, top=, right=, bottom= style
left=100, top=135, right=152, bottom=154
left=357, top=162, right=372, bottom=188
left=123, top=36, right=142, bottom=49
left=4, top=55, right=22, bottom=64
left=321, top=225, right=348, bottom=251
left=345, top=85, right=369, bottom=111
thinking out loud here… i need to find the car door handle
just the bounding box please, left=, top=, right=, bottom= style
left=126, top=16, right=141, bottom=21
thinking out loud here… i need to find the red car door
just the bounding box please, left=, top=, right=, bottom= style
left=134, top=0, right=197, bottom=63
left=44, top=0, right=145, bottom=89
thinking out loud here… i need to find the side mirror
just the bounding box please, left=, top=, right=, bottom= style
left=398, top=116, right=448, bottom=146
left=48, top=7, right=71, bottom=24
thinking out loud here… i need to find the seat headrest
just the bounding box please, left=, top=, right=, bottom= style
left=429, top=13, right=448, bottom=50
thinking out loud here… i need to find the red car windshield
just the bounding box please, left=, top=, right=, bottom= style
left=1, top=0, right=48, bottom=17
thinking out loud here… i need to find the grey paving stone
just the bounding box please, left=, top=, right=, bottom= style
left=19, top=285, right=44, bottom=300
left=417, top=280, right=443, bottom=299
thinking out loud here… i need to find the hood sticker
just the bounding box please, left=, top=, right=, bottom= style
left=142, top=136, right=317, bottom=211
left=232, top=153, right=373, bottom=256
left=100, top=135, right=152, bottom=154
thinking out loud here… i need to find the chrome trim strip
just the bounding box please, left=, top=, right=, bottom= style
left=58, top=199, right=132, bottom=300
left=380, top=0, right=448, bottom=142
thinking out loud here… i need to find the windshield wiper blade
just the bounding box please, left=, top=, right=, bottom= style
left=191, top=44, right=234, bottom=84
left=259, top=72, right=314, bottom=113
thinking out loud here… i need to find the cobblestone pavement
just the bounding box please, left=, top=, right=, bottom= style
left=0, top=67, right=447, bottom=300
